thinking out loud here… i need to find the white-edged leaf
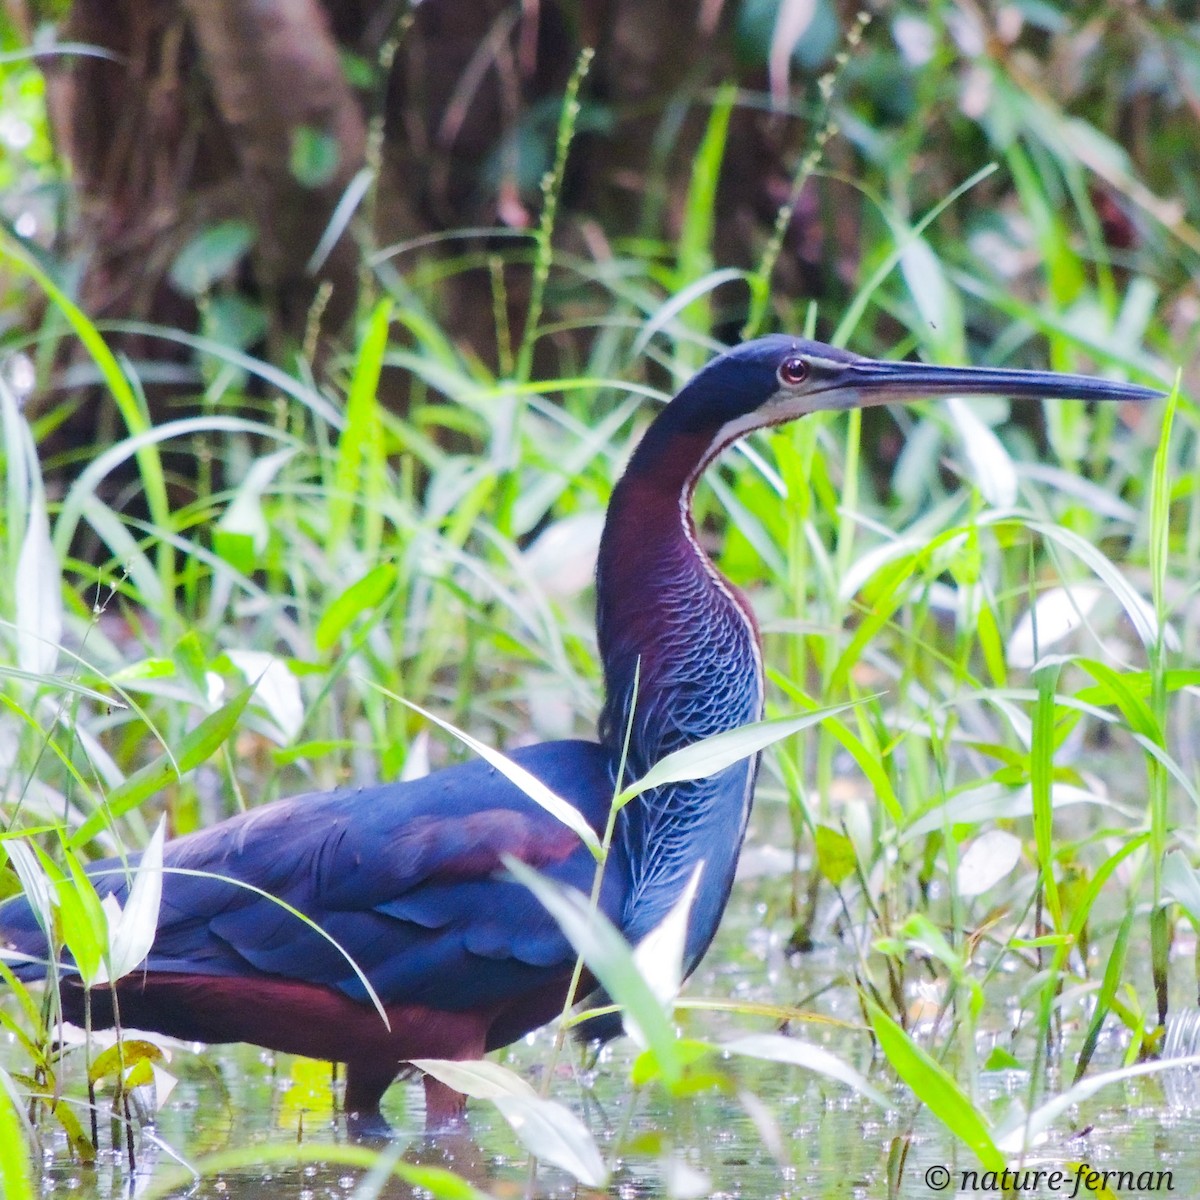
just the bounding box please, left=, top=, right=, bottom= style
left=492, top=1095, right=606, bottom=1186
left=900, top=236, right=964, bottom=358
left=956, top=830, right=1022, bottom=896
left=902, top=782, right=1118, bottom=841
left=618, top=703, right=859, bottom=804
left=1012, top=517, right=1177, bottom=652
left=1163, top=850, right=1200, bottom=926
left=662, top=1156, right=711, bottom=1200
left=411, top=1058, right=606, bottom=1186
left=149, top=1062, right=178, bottom=1113
left=1, top=841, right=53, bottom=940
left=631, top=268, right=748, bottom=357
left=15, top=485, right=61, bottom=675
left=633, top=861, right=703, bottom=1005
left=1019, top=462, right=1138, bottom=522
left=995, top=1055, right=1200, bottom=1154
left=503, top=858, right=682, bottom=1082
left=399, top=728, right=431, bottom=782
left=522, top=512, right=604, bottom=599
left=409, top=1058, right=537, bottom=1100
left=947, top=396, right=1016, bottom=508
left=1008, top=584, right=1103, bottom=669
left=100, top=818, right=165, bottom=983
left=838, top=531, right=935, bottom=602
left=217, top=447, right=296, bottom=555
left=395, top=696, right=602, bottom=859
left=227, top=650, right=304, bottom=743
left=722, top=1033, right=890, bottom=1108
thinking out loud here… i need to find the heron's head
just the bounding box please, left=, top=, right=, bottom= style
left=625, top=334, right=1162, bottom=490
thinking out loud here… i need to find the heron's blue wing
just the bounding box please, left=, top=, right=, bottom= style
left=3, top=740, right=625, bottom=1012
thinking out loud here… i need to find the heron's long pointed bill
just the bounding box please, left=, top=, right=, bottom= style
left=816, top=359, right=1163, bottom=411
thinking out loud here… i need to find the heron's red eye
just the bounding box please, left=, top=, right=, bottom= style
left=778, top=356, right=809, bottom=386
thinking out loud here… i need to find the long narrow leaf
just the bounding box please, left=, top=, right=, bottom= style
left=70, top=684, right=257, bottom=847
left=100, top=817, right=166, bottom=982
left=411, top=1059, right=606, bottom=1187
left=617, top=703, right=860, bottom=804
left=867, top=1003, right=1005, bottom=1171
left=722, top=1033, right=890, bottom=1108
left=503, top=858, right=682, bottom=1086
left=388, top=693, right=602, bottom=859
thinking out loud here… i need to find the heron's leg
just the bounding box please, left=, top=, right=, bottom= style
left=345, top=1060, right=399, bottom=1138
left=422, top=1073, right=468, bottom=1132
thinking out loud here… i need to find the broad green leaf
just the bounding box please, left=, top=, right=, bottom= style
left=503, top=858, right=682, bottom=1085
left=109, top=658, right=176, bottom=686
left=393, top=695, right=602, bottom=859
left=121, top=1057, right=155, bottom=1090
left=493, top=1093, right=606, bottom=1187
left=46, top=848, right=108, bottom=986
left=814, top=825, right=856, bottom=885
left=891, top=914, right=964, bottom=978
left=215, top=447, right=296, bottom=572
left=314, top=562, right=398, bottom=652
left=983, top=1047, right=1022, bottom=1071
left=1163, top=851, right=1200, bottom=926
left=867, top=1002, right=1005, bottom=1171
left=70, top=685, right=257, bottom=847
left=722, top=1033, right=890, bottom=1108
left=169, top=220, right=256, bottom=294
left=1074, top=658, right=1160, bottom=741
left=88, top=1039, right=165, bottom=1085
left=617, top=703, right=858, bottom=805
left=0, top=1074, right=34, bottom=1200
left=289, top=125, right=340, bottom=187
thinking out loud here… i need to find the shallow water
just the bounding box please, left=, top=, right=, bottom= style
left=12, top=878, right=1200, bottom=1198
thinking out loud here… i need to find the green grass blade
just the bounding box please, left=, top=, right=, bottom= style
left=0, top=1074, right=34, bottom=1200
left=386, top=692, right=602, bottom=859
left=331, top=298, right=392, bottom=554
left=1031, top=662, right=1064, bottom=929
left=867, top=1002, right=1005, bottom=1172
left=504, top=857, right=683, bottom=1087
left=69, top=684, right=258, bottom=848
left=616, top=703, right=860, bottom=806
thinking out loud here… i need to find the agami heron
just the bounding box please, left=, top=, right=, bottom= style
left=0, top=337, right=1160, bottom=1128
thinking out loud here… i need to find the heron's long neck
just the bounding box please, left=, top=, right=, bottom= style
left=596, top=424, right=763, bottom=965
